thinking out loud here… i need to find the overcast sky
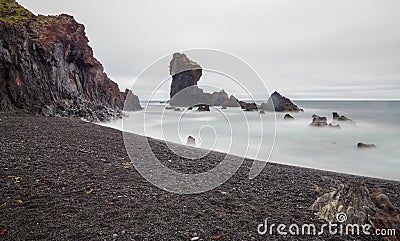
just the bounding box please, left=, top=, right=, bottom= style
left=19, top=0, right=400, bottom=100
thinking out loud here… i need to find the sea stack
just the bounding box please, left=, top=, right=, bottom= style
left=333, top=112, right=355, bottom=123
left=0, top=1, right=142, bottom=121
left=260, top=91, right=302, bottom=112
left=168, top=53, right=240, bottom=107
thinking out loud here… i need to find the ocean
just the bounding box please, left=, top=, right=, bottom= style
left=101, top=101, right=400, bottom=181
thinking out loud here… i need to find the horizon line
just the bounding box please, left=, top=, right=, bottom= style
left=140, top=99, right=400, bottom=102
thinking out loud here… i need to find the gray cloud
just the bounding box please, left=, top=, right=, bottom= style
left=19, top=0, right=400, bottom=100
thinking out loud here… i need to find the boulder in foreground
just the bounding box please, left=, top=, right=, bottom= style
left=311, top=179, right=400, bottom=241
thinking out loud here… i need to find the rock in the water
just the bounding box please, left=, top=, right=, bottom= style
left=284, top=114, right=294, bottom=120
left=168, top=53, right=246, bottom=108
left=168, top=53, right=236, bottom=107
left=123, top=89, right=143, bottom=111
left=259, top=110, right=265, bottom=114
left=187, top=136, right=196, bottom=146
left=310, top=115, right=340, bottom=128
left=357, top=142, right=376, bottom=148
left=333, top=112, right=354, bottom=123
left=221, top=105, right=227, bottom=109
left=310, top=115, right=328, bottom=127
left=196, top=104, right=210, bottom=112
left=311, top=179, right=400, bottom=238
left=333, top=112, right=340, bottom=120
left=0, top=4, right=142, bottom=121
left=169, top=53, right=202, bottom=99
left=260, top=91, right=301, bottom=112
left=239, top=101, right=258, bottom=111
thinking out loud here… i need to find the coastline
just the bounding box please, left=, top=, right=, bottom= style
left=1, top=113, right=399, bottom=240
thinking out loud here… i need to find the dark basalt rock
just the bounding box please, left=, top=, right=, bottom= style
left=310, top=115, right=341, bottom=128
left=187, top=136, right=196, bottom=146
left=357, top=142, right=377, bottom=148
left=222, top=95, right=241, bottom=107
left=333, top=112, right=340, bottom=120
left=196, top=104, right=210, bottom=112
left=310, top=115, right=328, bottom=127
left=284, top=114, right=294, bottom=120
left=260, top=91, right=302, bottom=112
left=240, top=101, right=258, bottom=111
left=123, top=89, right=143, bottom=112
left=169, top=53, right=202, bottom=102
left=168, top=53, right=239, bottom=107
left=0, top=2, right=142, bottom=121
left=311, top=179, right=400, bottom=239
left=333, top=112, right=354, bottom=123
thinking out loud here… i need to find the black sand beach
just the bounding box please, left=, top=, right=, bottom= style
left=0, top=114, right=399, bottom=240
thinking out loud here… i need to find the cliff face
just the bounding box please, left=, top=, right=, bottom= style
left=0, top=0, right=141, bottom=121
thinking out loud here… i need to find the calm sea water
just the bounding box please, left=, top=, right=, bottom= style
left=101, top=101, right=400, bottom=181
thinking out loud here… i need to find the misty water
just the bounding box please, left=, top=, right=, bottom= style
left=101, top=101, right=400, bottom=181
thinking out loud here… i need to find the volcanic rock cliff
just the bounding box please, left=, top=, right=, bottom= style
left=0, top=0, right=142, bottom=121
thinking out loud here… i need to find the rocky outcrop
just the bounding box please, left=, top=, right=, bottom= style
left=260, top=91, right=302, bottom=112
left=195, top=104, right=210, bottom=111
left=311, top=179, right=400, bottom=241
left=169, top=52, right=202, bottom=100
left=168, top=53, right=238, bottom=107
left=357, top=142, right=377, bottom=148
left=0, top=0, right=142, bottom=121
left=238, top=101, right=257, bottom=111
left=310, top=115, right=341, bottom=128
left=333, top=112, right=354, bottom=123
left=310, top=115, right=328, bottom=127
left=187, top=136, right=196, bottom=146
left=284, top=114, right=294, bottom=120
left=123, top=89, right=143, bottom=112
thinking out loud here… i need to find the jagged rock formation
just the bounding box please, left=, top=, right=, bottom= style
left=357, top=142, right=377, bottom=149
left=259, top=91, right=302, bottom=112
left=186, top=136, right=196, bottom=146
left=311, top=179, right=400, bottom=241
left=169, top=52, right=202, bottom=100
left=310, top=115, right=328, bottom=127
left=310, top=115, right=341, bottom=128
left=168, top=53, right=239, bottom=107
left=0, top=0, right=142, bottom=121
left=239, top=101, right=258, bottom=111
left=284, top=114, right=294, bottom=120
left=333, top=112, right=355, bottom=123
left=123, top=89, right=143, bottom=112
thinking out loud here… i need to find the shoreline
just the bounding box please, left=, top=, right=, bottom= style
left=1, top=113, right=399, bottom=240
